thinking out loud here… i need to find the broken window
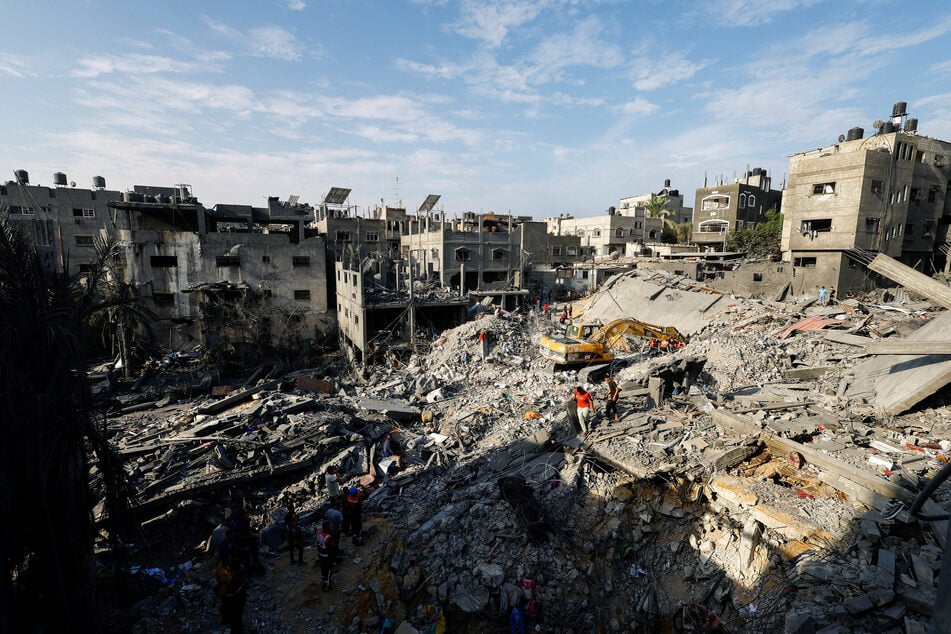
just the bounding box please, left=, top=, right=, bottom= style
left=150, top=255, right=178, bottom=268
left=871, top=180, right=883, bottom=194
left=454, top=247, right=471, bottom=262
left=216, top=255, right=240, bottom=267
left=75, top=235, right=95, bottom=247
left=793, top=257, right=817, bottom=268
left=491, top=248, right=506, bottom=260
left=812, top=182, right=836, bottom=194
left=292, top=255, right=310, bottom=267
left=152, top=292, right=175, bottom=306
left=800, top=219, right=832, bottom=234
left=72, top=208, right=95, bottom=218
left=293, top=289, right=311, bottom=301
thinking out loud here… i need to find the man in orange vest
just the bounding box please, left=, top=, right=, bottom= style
left=574, top=386, right=595, bottom=434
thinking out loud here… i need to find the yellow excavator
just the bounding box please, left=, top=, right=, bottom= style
left=539, top=318, right=686, bottom=367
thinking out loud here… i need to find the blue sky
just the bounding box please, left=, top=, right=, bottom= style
left=2, top=0, right=950, bottom=219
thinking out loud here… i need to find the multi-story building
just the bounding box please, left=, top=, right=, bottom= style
left=780, top=102, right=951, bottom=294
left=619, top=178, right=694, bottom=227
left=546, top=211, right=648, bottom=257
left=692, top=168, right=782, bottom=250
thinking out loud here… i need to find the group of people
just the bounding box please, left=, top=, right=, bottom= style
left=568, top=374, right=621, bottom=435
left=818, top=285, right=836, bottom=306
left=647, top=337, right=685, bottom=355
left=215, top=476, right=369, bottom=631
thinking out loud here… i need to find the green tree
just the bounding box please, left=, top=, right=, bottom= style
left=674, top=221, right=693, bottom=245
left=0, top=216, right=133, bottom=632
left=726, top=209, right=783, bottom=259
left=644, top=195, right=674, bottom=228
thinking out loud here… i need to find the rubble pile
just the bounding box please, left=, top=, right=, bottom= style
left=100, top=270, right=951, bottom=633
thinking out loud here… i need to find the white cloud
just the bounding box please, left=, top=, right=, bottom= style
left=203, top=16, right=307, bottom=61
left=450, top=0, right=547, bottom=48
left=930, top=60, right=951, bottom=74
left=629, top=49, right=712, bottom=92
left=284, top=0, right=307, bottom=10
left=71, top=54, right=200, bottom=78
left=525, top=15, right=624, bottom=84
left=0, top=52, right=38, bottom=78
left=698, top=0, right=826, bottom=27
left=620, top=98, right=659, bottom=115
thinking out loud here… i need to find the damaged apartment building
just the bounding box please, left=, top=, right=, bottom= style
left=0, top=171, right=331, bottom=356
left=781, top=101, right=951, bottom=295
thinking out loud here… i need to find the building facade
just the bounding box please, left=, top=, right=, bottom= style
left=692, top=168, right=782, bottom=250
left=780, top=104, right=951, bottom=294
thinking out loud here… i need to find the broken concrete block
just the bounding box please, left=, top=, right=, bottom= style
left=475, top=562, right=504, bottom=587
left=451, top=583, right=490, bottom=612
left=877, top=548, right=896, bottom=587
left=783, top=612, right=816, bottom=634
left=843, top=593, right=874, bottom=615
left=738, top=518, right=763, bottom=572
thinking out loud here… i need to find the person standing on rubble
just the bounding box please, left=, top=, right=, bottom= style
left=573, top=386, right=595, bottom=435
left=284, top=502, right=304, bottom=564
left=324, top=466, right=341, bottom=503
left=603, top=375, right=621, bottom=423
left=325, top=500, right=343, bottom=563
left=478, top=329, right=489, bottom=360
left=216, top=548, right=249, bottom=633
left=314, top=520, right=336, bottom=591
left=343, top=485, right=365, bottom=545
left=818, top=286, right=828, bottom=306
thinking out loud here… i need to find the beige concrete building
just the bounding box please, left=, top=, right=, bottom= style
left=619, top=178, right=694, bottom=226
left=781, top=103, right=951, bottom=295
left=692, top=168, right=783, bottom=250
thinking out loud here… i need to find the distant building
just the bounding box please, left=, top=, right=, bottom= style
left=546, top=210, right=647, bottom=257
left=619, top=178, right=694, bottom=227
left=780, top=101, right=951, bottom=293
left=692, top=168, right=782, bottom=251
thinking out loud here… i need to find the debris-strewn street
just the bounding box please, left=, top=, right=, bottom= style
left=94, top=265, right=951, bottom=633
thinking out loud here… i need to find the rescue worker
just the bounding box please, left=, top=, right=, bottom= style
left=648, top=338, right=659, bottom=356
left=324, top=465, right=341, bottom=503
left=659, top=338, right=670, bottom=354
left=573, top=386, right=595, bottom=434
left=603, top=375, right=621, bottom=422
left=343, top=485, right=365, bottom=545
left=314, top=520, right=335, bottom=591
left=324, top=500, right=344, bottom=563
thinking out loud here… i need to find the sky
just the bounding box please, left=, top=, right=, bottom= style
left=2, top=0, right=951, bottom=220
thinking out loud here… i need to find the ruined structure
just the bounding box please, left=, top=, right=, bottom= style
left=692, top=168, right=783, bottom=251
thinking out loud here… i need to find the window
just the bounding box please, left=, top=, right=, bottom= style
left=924, top=222, right=935, bottom=237
left=72, top=208, right=95, bottom=218
left=74, top=235, right=95, bottom=247
left=635, top=221, right=643, bottom=229
left=293, top=289, right=311, bottom=301
left=794, top=257, right=817, bottom=268
left=813, top=182, right=836, bottom=194
left=150, top=255, right=178, bottom=267
left=262, top=255, right=271, bottom=263
left=738, top=193, right=747, bottom=209
left=216, top=255, right=240, bottom=267
left=936, top=155, right=945, bottom=167
left=615, top=228, right=625, bottom=237
left=701, top=195, right=730, bottom=211
left=865, top=217, right=880, bottom=233
left=335, top=231, right=351, bottom=241
left=910, top=188, right=921, bottom=202
left=152, top=292, right=175, bottom=306
left=871, top=180, right=883, bottom=194
left=577, top=230, right=585, bottom=237
left=78, top=263, right=93, bottom=273
left=748, top=194, right=756, bottom=208
left=292, top=255, right=310, bottom=267
left=337, top=270, right=341, bottom=281
left=454, top=247, right=471, bottom=261
left=552, top=246, right=562, bottom=256
left=592, top=229, right=601, bottom=238
left=929, top=187, right=938, bottom=203
left=262, top=289, right=273, bottom=298
left=916, top=150, right=925, bottom=163
left=491, top=248, right=505, bottom=260
left=753, top=273, right=763, bottom=282
left=800, top=219, right=832, bottom=233
left=735, top=220, right=744, bottom=229
left=906, top=224, right=914, bottom=236
left=567, top=247, right=577, bottom=256
left=365, top=232, right=379, bottom=242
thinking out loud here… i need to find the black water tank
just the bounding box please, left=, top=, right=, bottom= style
left=664, top=178, right=671, bottom=188
left=14, top=169, right=28, bottom=184
left=905, top=118, right=918, bottom=132
left=846, top=127, right=864, bottom=141
left=53, top=172, right=67, bottom=187
left=882, top=121, right=895, bottom=133
left=92, top=175, right=106, bottom=189
left=892, top=101, right=907, bottom=117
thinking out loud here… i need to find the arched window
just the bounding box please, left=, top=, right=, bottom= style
left=592, top=229, right=602, bottom=238
left=748, top=194, right=756, bottom=208
left=738, top=193, right=747, bottom=209
left=615, top=228, right=625, bottom=237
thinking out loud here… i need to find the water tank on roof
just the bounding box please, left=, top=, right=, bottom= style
left=664, top=178, right=671, bottom=188
left=157, top=194, right=171, bottom=204
left=905, top=118, right=918, bottom=133
left=882, top=121, right=896, bottom=133
left=892, top=101, right=907, bottom=117
left=130, top=192, right=144, bottom=203
left=53, top=172, right=67, bottom=187
left=123, top=191, right=133, bottom=202
left=669, top=189, right=679, bottom=197
left=92, top=175, right=106, bottom=189
left=144, top=195, right=156, bottom=203
left=14, top=169, right=29, bottom=184
left=846, top=127, right=864, bottom=141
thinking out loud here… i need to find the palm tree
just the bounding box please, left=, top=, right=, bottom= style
left=0, top=215, right=133, bottom=632
left=644, top=195, right=675, bottom=228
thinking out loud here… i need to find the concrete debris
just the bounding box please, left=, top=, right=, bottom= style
left=91, top=266, right=951, bottom=634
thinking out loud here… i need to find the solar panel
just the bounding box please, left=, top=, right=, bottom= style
left=287, top=194, right=299, bottom=206
left=323, top=187, right=351, bottom=205
left=418, top=194, right=441, bottom=213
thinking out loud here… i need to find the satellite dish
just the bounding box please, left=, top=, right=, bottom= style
left=873, top=120, right=885, bottom=129
left=838, top=134, right=846, bottom=143
left=69, top=181, right=76, bottom=187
